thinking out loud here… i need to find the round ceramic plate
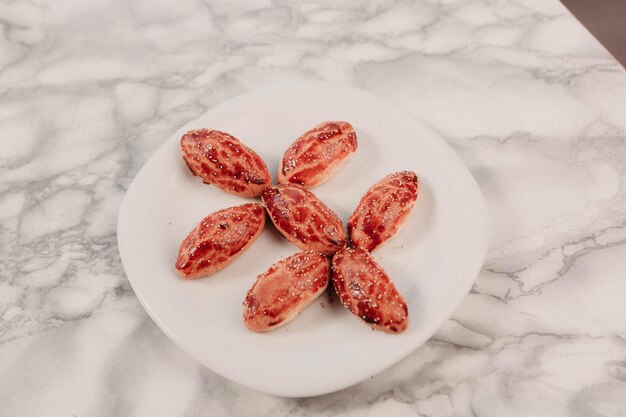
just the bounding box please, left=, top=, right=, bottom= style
left=117, top=81, right=488, bottom=397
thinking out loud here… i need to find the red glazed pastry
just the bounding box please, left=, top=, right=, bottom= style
left=348, top=171, right=419, bottom=252
left=332, top=246, right=408, bottom=333
left=181, top=129, right=271, bottom=197
left=243, top=251, right=330, bottom=332
left=175, top=203, right=265, bottom=279
left=262, top=185, right=346, bottom=255
left=278, top=121, right=357, bottom=188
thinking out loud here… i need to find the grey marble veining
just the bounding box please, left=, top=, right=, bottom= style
left=1, top=0, right=626, bottom=415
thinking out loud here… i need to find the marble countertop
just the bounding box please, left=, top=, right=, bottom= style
left=1, top=0, right=625, bottom=415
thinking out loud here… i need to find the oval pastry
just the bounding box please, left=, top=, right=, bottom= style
left=180, top=129, right=271, bottom=197
left=262, top=185, right=346, bottom=255
left=348, top=171, right=419, bottom=252
left=243, top=251, right=330, bottom=332
left=332, top=247, right=408, bottom=333
left=175, top=203, right=265, bottom=279
left=278, top=121, right=357, bottom=188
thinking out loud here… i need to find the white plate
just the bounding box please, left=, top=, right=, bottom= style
left=117, top=81, right=488, bottom=397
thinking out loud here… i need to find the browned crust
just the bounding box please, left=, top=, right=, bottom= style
left=243, top=251, right=330, bottom=332
left=277, top=121, right=357, bottom=188
left=332, top=246, right=408, bottom=333
left=348, top=171, right=418, bottom=252
left=180, top=129, right=271, bottom=197
left=262, top=185, right=346, bottom=255
left=175, top=203, right=266, bottom=279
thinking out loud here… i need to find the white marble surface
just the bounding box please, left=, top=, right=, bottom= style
left=1, top=0, right=625, bottom=415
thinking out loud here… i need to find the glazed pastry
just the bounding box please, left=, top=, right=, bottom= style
left=243, top=251, right=330, bottom=332
left=348, top=171, right=418, bottom=252
left=278, top=121, right=357, bottom=188
left=175, top=203, right=265, bottom=279
left=181, top=129, right=271, bottom=197
left=262, top=185, right=346, bottom=255
left=332, top=246, right=408, bottom=333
